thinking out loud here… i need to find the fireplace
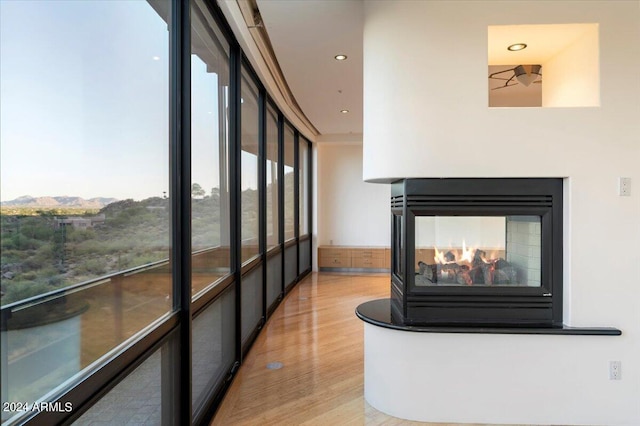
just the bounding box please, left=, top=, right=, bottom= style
left=390, top=178, right=563, bottom=327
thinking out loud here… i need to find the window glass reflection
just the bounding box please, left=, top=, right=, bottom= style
left=240, top=69, right=260, bottom=263
left=74, top=331, right=178, bottom=425
left=191, top=0, right=231, bottom=297
left=283, top=125, right=295, bottom=241
left=266, top=104, right=280, bottom=249
left=0, top=1, right=171, bottom=419
left=299, top=139, right=309, bottom=236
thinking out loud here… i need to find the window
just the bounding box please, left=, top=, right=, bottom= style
left=266, top=104, right=280, bottom=249
left=0, top=0, right=170, bottom=421
left=74, top=331, right=179, bottom=425
left=240, top=67, right=260, bottom=264
left=191, top=0, right=231, bottom=297
left=299, top=138, right=309, bottom=236
left=283, top=124, right=295, bottom=241
left=0, top=0, right=313, bottom=422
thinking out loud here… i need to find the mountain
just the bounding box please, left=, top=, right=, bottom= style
left=1, top=195, right=118, bottom=209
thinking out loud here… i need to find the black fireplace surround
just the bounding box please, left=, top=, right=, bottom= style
left=390, top=178, right=563, bottom=327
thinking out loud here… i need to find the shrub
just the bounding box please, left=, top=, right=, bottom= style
left=1, top=280, right=52, bottom=305
left=76, top=258, right=107, bottom=276
left=66, top=228, right=96, bottom=243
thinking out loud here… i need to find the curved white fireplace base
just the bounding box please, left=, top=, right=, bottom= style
left=363, top=322, right=622, bottom=425
left=364, top=322, right=528, bottom=424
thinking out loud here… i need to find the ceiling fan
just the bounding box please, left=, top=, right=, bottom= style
left=489, top=64, right=542, bottom=90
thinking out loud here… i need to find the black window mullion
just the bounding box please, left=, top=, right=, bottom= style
left=278, top=114, right=285, bottom=295
left=307, top=139, right=313, bottom=268
left=229, top=42, right=243, bottom=364
left=293, top=130, right=300, bottom=277
left=259, top=88, right=267, bottom=320
left=169, top=0, right=192, bottom=423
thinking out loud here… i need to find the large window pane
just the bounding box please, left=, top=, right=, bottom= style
left=299, top=139, right=309, bottom=236
left=283, top=124, right=295, bottom=241
left=74, top=331, right=178, bottom=425
left=240, top=68, right=260, bottom=264
left=192, top=287, right=235, bottom=415
left=191, top=0, right=231, bottom=298
left=0, top=1, right=170, bottom=420
left=266, top=104, right=280, bottom=249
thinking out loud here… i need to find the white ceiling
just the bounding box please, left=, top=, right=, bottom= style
left=253, top=4, right=595, bottom=137
left=256, top=0, right=364, bottom=138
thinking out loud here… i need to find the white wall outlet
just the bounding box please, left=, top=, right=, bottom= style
left=609, top=360, right=622, bottom=380
left=618, top=177, right=631, bottom=196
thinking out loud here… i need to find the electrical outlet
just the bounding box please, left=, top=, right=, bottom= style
left=609, top=361, right=622, bottom=380
left=619, top=177, right=631, bottom=196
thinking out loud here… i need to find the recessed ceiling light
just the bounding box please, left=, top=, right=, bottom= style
left=334, top=54, right=348, bottom=61
left=507, top=43, right=527, bottom=51
left=340, top=109, right=349, bottom=114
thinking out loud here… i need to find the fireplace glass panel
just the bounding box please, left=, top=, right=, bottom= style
left=393, top=214, right=403, bottom=277
left=414, top=216, right=541, bottom=287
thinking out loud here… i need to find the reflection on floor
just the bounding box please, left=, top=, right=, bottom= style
left=212, top=272, right=522, bottom=426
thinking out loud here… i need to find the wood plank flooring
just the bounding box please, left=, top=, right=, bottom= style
left=211, top=272, right=510, bottom=426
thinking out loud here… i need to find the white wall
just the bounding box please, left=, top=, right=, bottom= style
left=363, top=1, right=640, bottom=424
left=315, top=142, right=389, bottom=267
left=543, top=24, right=600, bottom=107
left=365, top=325, right=634, bottom=426
left=415, top=216, right=506, bottom=248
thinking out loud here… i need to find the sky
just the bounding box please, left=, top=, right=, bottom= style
left=0, top=0, right=258, bottom=202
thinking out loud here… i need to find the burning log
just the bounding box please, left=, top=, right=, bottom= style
left=444, top=251, right=456, bottom=262
left=493, top=269, right=511, bottom=284
left=456, top=269, right=472, bottom=285
left=418, top=261, right=436, bottom=283
left=419, top=247, right=520, bottom=286
left=436, top=263, right=474, bottom=285
left=481, top=262, right=495, bottom=285
left=439, top=266, right=457, bottom=282
left=473, top=249, right=486, bottom=266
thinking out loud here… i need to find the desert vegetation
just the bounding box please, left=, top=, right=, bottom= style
left=1, top=174, right=294, bottom=306
left=1, top=197, right=172, bottom=305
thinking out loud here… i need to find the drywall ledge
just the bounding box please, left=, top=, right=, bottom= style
left=356, top=298, right=621, bottom=335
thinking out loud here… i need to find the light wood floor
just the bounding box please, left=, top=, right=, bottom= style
left=211, top=272, right=514, bottom=426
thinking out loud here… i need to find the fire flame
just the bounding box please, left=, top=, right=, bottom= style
left=433, top=240, right=494, bottom=265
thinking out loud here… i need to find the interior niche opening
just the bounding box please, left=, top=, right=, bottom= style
left=488, top=23, right=599, bottom=108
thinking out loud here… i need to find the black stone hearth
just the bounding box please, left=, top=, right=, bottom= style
left=356, top=299, right=621, bottom=335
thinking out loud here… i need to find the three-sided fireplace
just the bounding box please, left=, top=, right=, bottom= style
left=391, top=178, right=563, bottom=327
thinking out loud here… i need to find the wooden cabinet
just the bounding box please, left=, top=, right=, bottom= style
left=318, top=247, right=351, bottom=268
left=351, top=248, right=386, bottom=268
left=318, top=246, right=390, bottom=271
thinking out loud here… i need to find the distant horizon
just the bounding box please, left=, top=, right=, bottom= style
left=1, top=1, right=259, bottom=204
left=0, top=184, right=233, bottom=203
left=1, top=194, right=134, bottom=203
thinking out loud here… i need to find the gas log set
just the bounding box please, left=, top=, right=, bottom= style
left=416, top=249, right=519, bottom=286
